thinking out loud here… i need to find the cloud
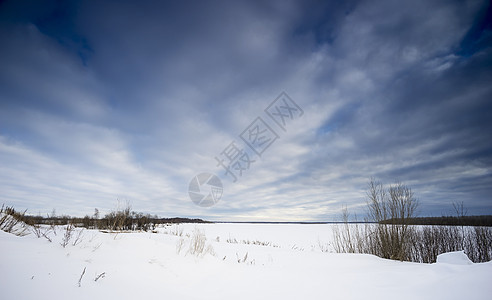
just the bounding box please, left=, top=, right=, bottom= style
left=0, top=0, right=491, bottom=220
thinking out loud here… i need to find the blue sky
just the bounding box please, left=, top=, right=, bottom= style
left=0, top=0, right=491, bottom=221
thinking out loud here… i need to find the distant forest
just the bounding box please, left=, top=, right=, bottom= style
left=382, top=215, right=492, bottom=227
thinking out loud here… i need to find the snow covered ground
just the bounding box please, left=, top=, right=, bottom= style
left=1, top=223, right=491, bottom=300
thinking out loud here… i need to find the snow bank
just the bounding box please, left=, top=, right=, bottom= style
left=436, top=250, right=473, bottom=265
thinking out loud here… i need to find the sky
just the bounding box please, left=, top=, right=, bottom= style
left=0, top=0, right=491, bottom=221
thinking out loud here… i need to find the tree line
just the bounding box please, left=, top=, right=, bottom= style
left=382, top=215, right=492, bottom=227
left=1, top=204, right=210, bottom=232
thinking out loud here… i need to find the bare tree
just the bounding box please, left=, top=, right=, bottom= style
left=453, top=201, right=468, bottom=249
left=93, top=208, right=100, bottom=229
left=366, top=178, right=418, bottom=260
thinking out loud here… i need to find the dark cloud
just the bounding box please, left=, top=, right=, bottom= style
left=0, top=0, right=491, bottom=220
left=458, top=0, right=492, bottom=56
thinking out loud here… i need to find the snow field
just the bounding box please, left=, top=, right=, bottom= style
left=1, top=223, right=491, bottom=300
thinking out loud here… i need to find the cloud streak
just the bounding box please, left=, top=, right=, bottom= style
left=0, top=0, right=491, bottom=220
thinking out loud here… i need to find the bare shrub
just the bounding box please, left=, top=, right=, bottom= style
left=61, top=223, right=75, bottom=248
left=42, top=229, right=53, bottom=242
left=105, top=203, right=132, bottom=231
left=168, top=225, right=184, bottom=236
left=241, top=239, right=278, bottom=247
left=408, top=225, right=492, bottom=263
left=332, top=179, right=429, bottom=262
left=225, top=235, right=278, bottom=248
left=291, top=244, right=304, bottom=251
left=235, top=252, right=254, bottom=264
left=188, top=228, right=207, bottom=256
left=72, top=228, right=84, bottom=246
left=335, top=221, right=492, bottom=263
left=50, top=222, right=57, bottom=236
left=31, top=224, right=54, bottom=242
left=98, top=202, right=155, bottom=232
left=78, top=267, right=86, bottom=287
left=31, top=224, right=43, bottom=238
left=333, top=180, right=491, bottom=263
left=226, top=236, right=239, bottom=244
left=94, top=272, right=106, bottom=282
left=237, top=252, right=248, bottom=263
left=408, top=225, right=462, bottom=263
left=466, top=226, right=492, bottom=263
left=332, top=208, right=366, bottom=254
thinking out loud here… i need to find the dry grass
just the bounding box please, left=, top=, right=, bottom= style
left=0, top=205, right=30, bottom=236
left=187, top=228, right=214, bottom=257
